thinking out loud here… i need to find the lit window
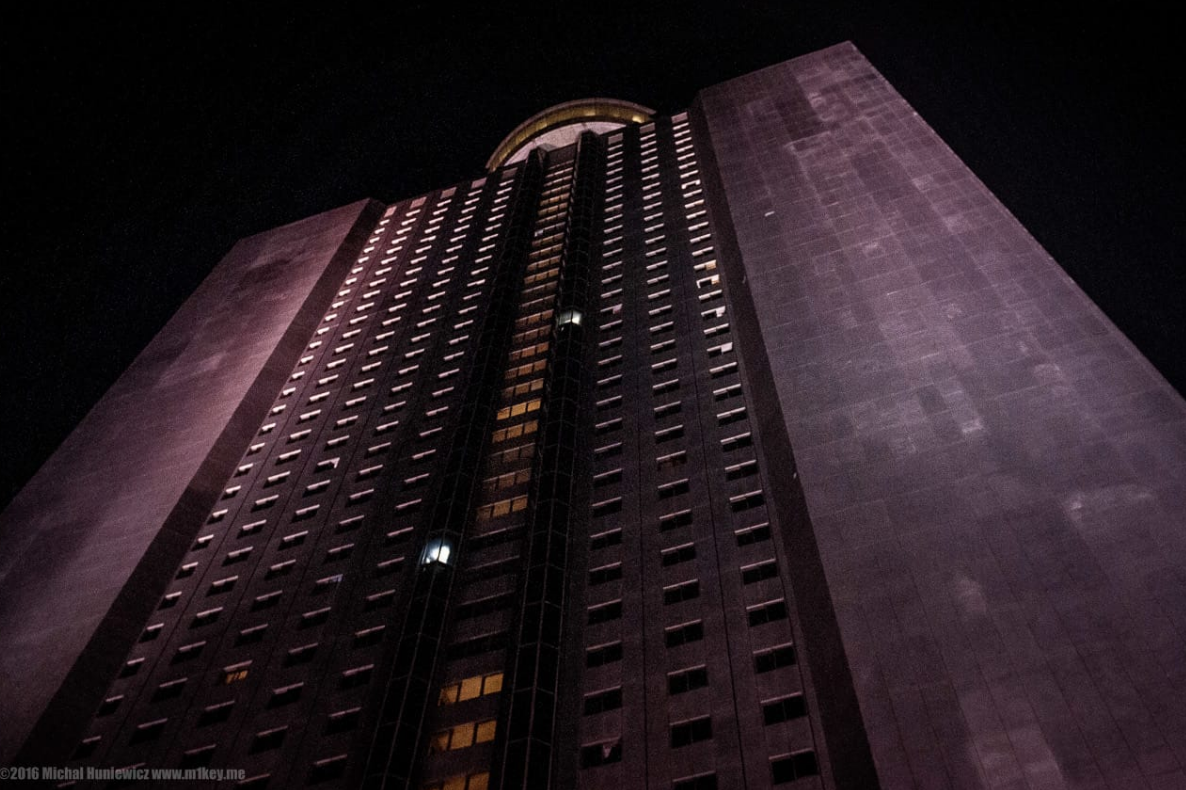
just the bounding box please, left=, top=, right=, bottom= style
left=422, top=539, right=452, bottom=566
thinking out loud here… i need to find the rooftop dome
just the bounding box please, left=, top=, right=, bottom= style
left=486, top=98, right=655, bottom=171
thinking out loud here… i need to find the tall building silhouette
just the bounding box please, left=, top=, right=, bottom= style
left=3, top=43, right=1184, bottom=789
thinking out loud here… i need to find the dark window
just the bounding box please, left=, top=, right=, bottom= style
left=656, top=451, right=687, bottom=471
left=448, top=631, right=508, bottom=659
left=269, top=683, right=303, bottom=707
left=655, top=425, right=685, bottom=443
left=180, top=744, right=215, bottom=768
left=198, top=701, right=234, bottom=726
left=654, top=400, right=682, bottom=417
left=581, top=740, right=622, bottom=768
left=589, top=563, right=623, bottom=586
left=588, top=600, right=623, bottom=625
left=595, top=418, right=623, bottom=435
left=673, top=774, right=718, bottom=790
left=725, top=460, right=758, bottom=480
left=595, top=442, right=623, bottom=458
left=251, top=726, right=287, bottom=753
left=661, top=543, right=696, bottom=567
left=754, top=643, right=797, bottom=673
left=586, top=641, right=624, bottom=668
left=670, top=716, right=712, bottom=748
left=667, top=666, right=709, bottom=695
left=583, top=687, right=623, bottom=715
left=664, top=580, right=700, bottom=605
left=730, top=490, right=765, bottom=512
left=772, top=751, right=819, bottom=783
left=454, top=592, right=515, bottom=620
left=665, top=620, right=704, bottom=648
left=130, top=718, right=167, bottom=744
left=591, top=529, right=622, bottom=550
left=748, top=599, right=788, bottom=627
left=736, top=522, right=771, bottom=546
left=658, top=479, right=690, bottom=499
left=762, top=694, right=807, bottom=724
left=325, top=707, right=362, bottom=735
left=721, top=432, right=753, bottom=451
left=593, top=497, right=623, bottom=517
left=594, top=468, right=622, bottom=487
left=741, top=559, right=778, bottom=584
left=659, top=509, right=693, bottom=532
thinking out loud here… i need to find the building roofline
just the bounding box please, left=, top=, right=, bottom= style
left=486, top=98, right=655, bottom=171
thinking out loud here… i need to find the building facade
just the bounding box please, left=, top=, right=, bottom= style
left=3, top=43, right=1185, bottom=790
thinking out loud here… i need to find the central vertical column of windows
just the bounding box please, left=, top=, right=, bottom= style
left=416, top=155, right=577, bottom=790
left=494, top=133, right=600, bottom=790
left=358, top=158, right=545, bottom=790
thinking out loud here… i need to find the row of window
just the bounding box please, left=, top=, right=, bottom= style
left=79, top=171, right=525, bottom=771
left=419, top=161, right=577, bottom=775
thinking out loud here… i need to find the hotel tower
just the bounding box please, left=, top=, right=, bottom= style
left=3, top=43, right=1184, bottom=790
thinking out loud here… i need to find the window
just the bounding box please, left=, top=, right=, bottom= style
left=439, top=672, right=503, bottom=705
left=670, top=716, right=712, bottom=748
left=741, top=559, right=778, bottom=584
left=667, top=665, right=708, bottom=695
left=754, top=643, right=797, bottom=673
left=270, top=682, right=303, bottom=707
left=771, top=751, right=819, bottom=784
left=580, top=739, right=622, bottom=768
left=423, top=773, right=491, bottom=790
left=252, top=725, right=287, bottom=752
left=664, top=580, right=700, bottom=605
left=726, top=460, right=758, bottom=480
left=655, top=425, right=685, bottom=443
left=747, top=599, right=788, bottom=627
left=588, top=600, right=622, bottom=625
left=590, top=529, right=622, bottom=550
left=223, top=666, right=249, bottom=684
left=476, top=495, right=528, bottom=521
left=659, top=509, right=693, bottom=532
left=654, top=400, right=682, bottom=418
left=495, top=398, right=541, bottom=421
left=665, top=620, right=704, bottom=648
left=583, top=687, right=623, bottom=715
left=722, top=432, right=753, bottom=452
left=586, top=641, right=623, bottom=668
left=421, top=539, right=453, bottom=565
left=673, top=773, right=718, bottom=790
left=736, top=522, right=772, bottom=546
left=762, top=694, right=807, bottom=724
left=657, top=451, right=687, bottom=471
left=653, top=378, right=680, bottom=395
left=661, top=543, right=696, bottom=567
left=592, top=497, right=623, bottom=517
left=658, top=479, right=690, bottom=499
left=589, top=563, right=623, bottom=586
left=730, top=490, right=765, bottom=512
left=717, top=406, right=747, bottom=425
left=428, top=720, right=497, bottom=753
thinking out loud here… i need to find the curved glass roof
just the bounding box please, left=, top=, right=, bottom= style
left=486, top=98, right=655, bottom=171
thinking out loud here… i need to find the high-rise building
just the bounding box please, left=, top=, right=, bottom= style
left=3, top=42, right=1184, bottom=789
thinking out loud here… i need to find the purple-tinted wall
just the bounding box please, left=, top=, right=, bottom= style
left=697, top=42, right=1186, bottom=789
left=0, top=199, right=379, bottom=761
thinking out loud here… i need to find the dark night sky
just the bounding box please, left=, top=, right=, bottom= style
left=2, top=4, right=1182, bottom=510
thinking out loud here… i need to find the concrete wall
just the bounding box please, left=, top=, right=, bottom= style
left=0, top=199, right=380, bottom=761
left=697, top=43, right=1186, bottom=789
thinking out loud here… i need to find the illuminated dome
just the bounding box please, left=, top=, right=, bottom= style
left=486, top=98, right=655, bottom=171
